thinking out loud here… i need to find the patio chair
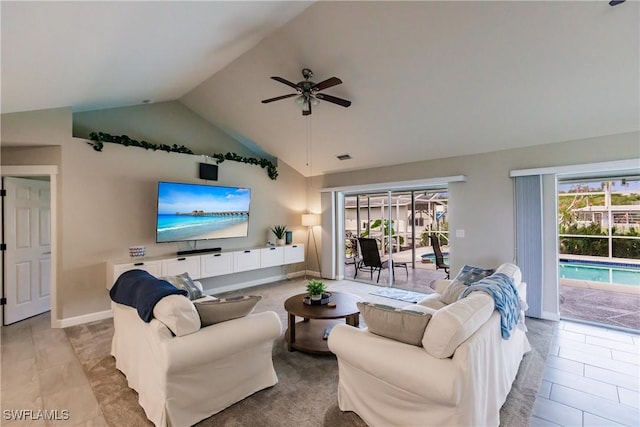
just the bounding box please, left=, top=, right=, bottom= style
left=355, top=238, right=408, bottom=283
left=345, top=236, right=359, bottom=265
left=429, top=235, right=450, bottom=279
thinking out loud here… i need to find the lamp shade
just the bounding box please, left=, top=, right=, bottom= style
left=301, top=214, right=320, bottom=227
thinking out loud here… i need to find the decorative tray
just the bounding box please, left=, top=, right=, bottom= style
left=303, top=293, right=332, bottom=306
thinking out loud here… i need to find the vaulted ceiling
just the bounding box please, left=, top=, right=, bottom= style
left=2, top=1, right=639, bottom=177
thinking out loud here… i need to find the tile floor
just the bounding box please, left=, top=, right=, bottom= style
left=1, top=312, right=638, bottom=426
left=531, top=320, right=640, bottom=427
left=0, top=312, right=107, bottom=426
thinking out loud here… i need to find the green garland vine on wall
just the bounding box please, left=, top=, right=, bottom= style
left=211, top=152, right=278, bottom=180
left=87, top=132, right=278, bottom=180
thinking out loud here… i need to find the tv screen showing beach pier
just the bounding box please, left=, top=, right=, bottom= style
left=156, top=182, right=251, bottom=243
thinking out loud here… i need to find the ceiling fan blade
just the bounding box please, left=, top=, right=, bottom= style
left=315, top=93, right=352, bottom=108
left=271, top=76, right=299, bottom=90
left=311, top=77, right=342, bottom=92
left=261, top=93, right=298, bottom=103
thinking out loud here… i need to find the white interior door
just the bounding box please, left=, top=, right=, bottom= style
left=3, top=177, right=51, bottom=324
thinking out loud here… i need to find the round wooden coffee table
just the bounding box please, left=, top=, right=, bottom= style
left=284, top=291, right=362, bottom=355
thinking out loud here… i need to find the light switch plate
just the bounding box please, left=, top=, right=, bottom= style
left=456, top=229, right=465, bottom=238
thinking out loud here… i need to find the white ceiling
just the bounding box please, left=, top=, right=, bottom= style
left=1, top=1, right=311, bottom=112
left=2, top=1, right=639, bottom=177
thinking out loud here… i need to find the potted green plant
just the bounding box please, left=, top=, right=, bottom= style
left=306, top=279, right=327, bottom=301
left=271, top=225, right=287, bottom=246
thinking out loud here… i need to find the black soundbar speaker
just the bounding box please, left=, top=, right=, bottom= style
left=199, top=163, right=218, bottom=181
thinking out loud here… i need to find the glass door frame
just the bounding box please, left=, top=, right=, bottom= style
left=339, top=186, right=448, bottom=286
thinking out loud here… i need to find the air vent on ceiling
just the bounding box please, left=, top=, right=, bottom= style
left=337, top=154, right=352, bottom=161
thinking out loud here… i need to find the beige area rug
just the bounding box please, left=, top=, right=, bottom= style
left=65, top=279, right=555, bottom=427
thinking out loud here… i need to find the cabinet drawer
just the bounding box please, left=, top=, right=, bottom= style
left=234, top=250, right=260, bottom=272
left=109, top=260, right=162, bottom=289
left=161, top=256, right=201, bottom=279
left=284, top=244, right=305, bottom=264
left=200, top=252, right=234, bottom=277
left=260, top=247, right=284, bottom=268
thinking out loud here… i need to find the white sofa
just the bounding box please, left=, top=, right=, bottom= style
left=111, top=292, right=282, bottom=427
left=328, top=263, right=531, bottom=427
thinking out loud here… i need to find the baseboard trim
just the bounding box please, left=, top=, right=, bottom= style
left=55, top=309, right=113, bottom=328
left=286, top=270, right=306, bottom=279
left=541, top=311, right=561, bottom=321
left=305, top=270, right=322, bottom=278
left=204, top=272, right=304, bottom=295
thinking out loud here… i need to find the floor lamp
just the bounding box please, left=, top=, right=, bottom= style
left=302, top=214, right=321, bottom=279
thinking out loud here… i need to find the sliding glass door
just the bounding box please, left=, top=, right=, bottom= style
left=342, top=187, right=449, bottom=287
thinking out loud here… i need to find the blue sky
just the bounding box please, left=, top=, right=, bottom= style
left=558, top=179, right=640, bottom=194
left=158, top=182, right=250, bottom=214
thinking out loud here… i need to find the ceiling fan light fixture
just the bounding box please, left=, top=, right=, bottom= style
left=263, top=68, right=351, bottom=116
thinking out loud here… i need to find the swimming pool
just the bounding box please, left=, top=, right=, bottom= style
left=420, top=253, right=450, bottom=264
left=559, top=260, right=640, bottom=286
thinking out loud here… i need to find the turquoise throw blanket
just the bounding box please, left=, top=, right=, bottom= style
left=460, top=273, right=522, bottom=339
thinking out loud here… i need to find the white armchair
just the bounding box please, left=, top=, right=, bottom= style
left=328, top=263, right=530, bottom=427
left=111, top=301, right=282, bottom=427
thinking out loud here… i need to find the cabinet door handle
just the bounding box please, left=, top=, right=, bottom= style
left=177, top=257, right=186, bottom=261
left=269, top=247, right=276, bottom=250
left=244, top=250, right=251, bottom=253
left=214, top=253, right=221, bottom=257
left=292, top=245, right=298, bottom=248
left=134, top=262, right=144, bottom=266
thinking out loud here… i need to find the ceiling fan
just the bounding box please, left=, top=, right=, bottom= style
left=261, top=68, right=352, bottom=116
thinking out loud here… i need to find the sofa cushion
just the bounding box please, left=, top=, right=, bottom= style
left=494, top=263, right=522, bottom=286
left=422, top=292, right=494, bottom=358
left=152, top=294, right=201, bottom=337
left=431, top=279, right=451, bottom=294
left=162, top=272, right=203, bottom=300
left=400, top=304, right=438, bottom=316
left=439, top=280, right=468, bottom=305
left=194, top=295, right=261, bottom=326
left=358, top=302, right=433, bottom=346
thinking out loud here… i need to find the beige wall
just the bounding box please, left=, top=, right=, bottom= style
left=1, top=107, right=72, bottom=145
left=73, top=102, right=260, bottom=159
left=2, top=104, right=307, bottom=321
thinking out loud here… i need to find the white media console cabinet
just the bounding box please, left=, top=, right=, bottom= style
left=106, top=244, right=305, bottom=290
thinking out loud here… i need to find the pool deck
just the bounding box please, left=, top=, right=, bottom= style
left=560, top=284, right=640, bottom=331
left=559, top=253, right=640, bottom=266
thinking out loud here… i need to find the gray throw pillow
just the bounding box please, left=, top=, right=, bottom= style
left=162, top=272, right=203, bottom=300
left=440, top=265, right=495, bottom=305
left=357, top=302, right=432, bottom=346
left=452, top=265, right=495, bottom=286
left=194, top=295, right=261, bottom=326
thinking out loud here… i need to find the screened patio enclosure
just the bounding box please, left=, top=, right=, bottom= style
left=343, top=189, right=449, bottom=287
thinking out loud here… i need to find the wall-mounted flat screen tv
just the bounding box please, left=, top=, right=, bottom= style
left=156, top=181, right=251, bottom=243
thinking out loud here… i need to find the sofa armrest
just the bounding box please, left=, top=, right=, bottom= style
left=328, top=324, right=464, bottom=405
left=163, top=311, right=282, bottom=372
